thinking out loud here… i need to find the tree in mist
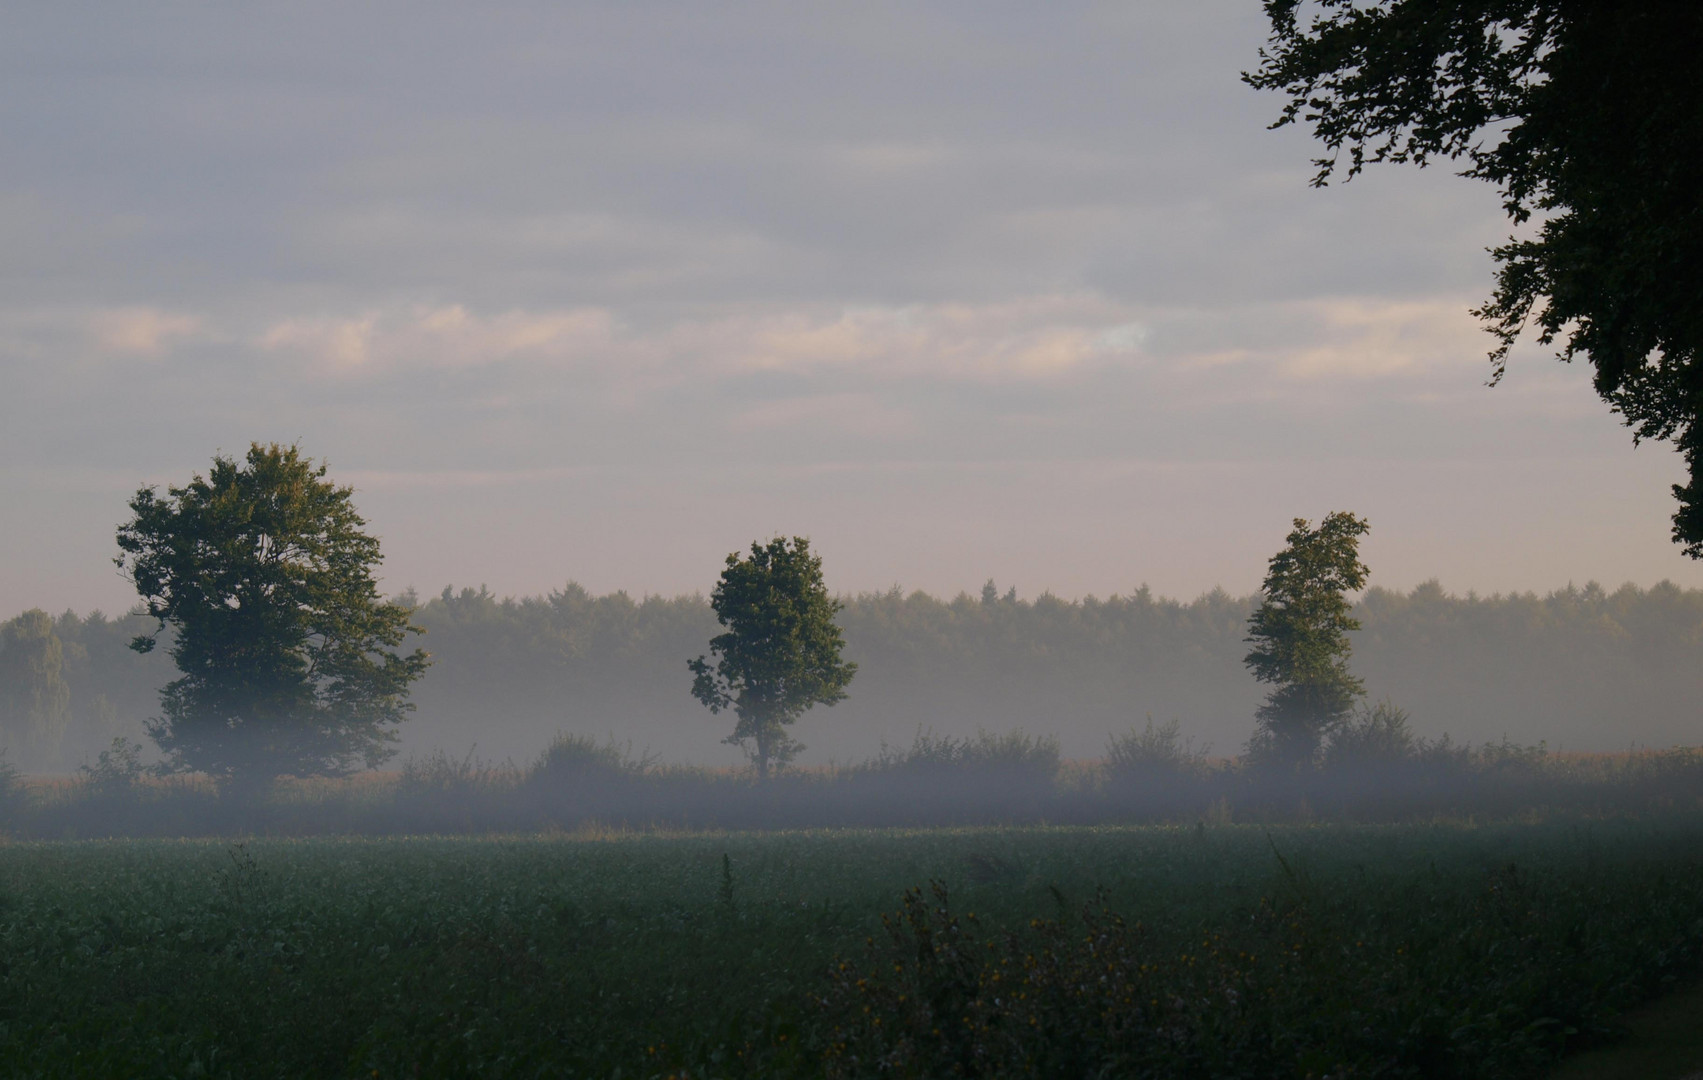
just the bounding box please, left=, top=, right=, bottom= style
left=1246, top=2, right=1703, bottom=556
left=115, top=443, right=429, bottom=790
left=0, top=610, right=73, bottom=768
left=1244, top=512, right=1371, bottom=766
left=689, top=537, right=856, bottom=780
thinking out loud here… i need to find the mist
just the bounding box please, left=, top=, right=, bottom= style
left=332, top=577, right=1703, bottom=765
left=9, top=576, right=1700, bottom=781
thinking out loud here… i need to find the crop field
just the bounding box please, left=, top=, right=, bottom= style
left=2, top=819, right=1703, bottom=1078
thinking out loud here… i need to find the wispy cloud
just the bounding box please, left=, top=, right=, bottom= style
left=14, top=293, right=1507, bottom=416
left=1276, top=298, right=1490, bottom=380
left=250, top=296, right=1148, bottom=386
left=89, top=307, right=204, bottom=356
left=1147, top=296, right=1495, bottom=387
left=257, top=314, right=378, bottom=371
left=255, top=306, right=617, bottom=375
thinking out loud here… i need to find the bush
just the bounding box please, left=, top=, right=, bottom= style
left=865, top=728, right=1059, bottom=782
left=1105, top=716, right=1206, bottom=779
left=396, top=747, right=515, bottom=799
left=1474, top=735, right=1550, bottom=772
left=527, top=733, right=648, bottom=787
left=78, top=736, right=148, bottom=799
left=960, top=729, right=1060, bottom=779
left=1413, top=732, right=1474, bottom=771
left=1323, top=700, right=1417, bottom=769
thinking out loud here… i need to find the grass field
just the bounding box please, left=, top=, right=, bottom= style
left=2, top=818, right=1702, bottom=1078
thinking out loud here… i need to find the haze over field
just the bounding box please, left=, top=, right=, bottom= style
left=5, top=1, right=1703, bottom=622
left=21, top=579, right=1703, bottom=773
left=6, top=7, right=1703, bottom=1077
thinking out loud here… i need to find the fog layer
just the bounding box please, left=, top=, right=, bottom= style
left=5, top=579, right=1700, bottom=773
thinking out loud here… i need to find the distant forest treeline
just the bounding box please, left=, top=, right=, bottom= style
left=2, top=580, right=1701, bottom=771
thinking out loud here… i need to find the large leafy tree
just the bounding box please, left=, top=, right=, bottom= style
left=1244, top=512, right=1371, bottom=765
left=1246, top=2, right=1703, bottom=555
left=115, top=443, right=429, bottom=788
left=689, top=537, right=856, bottom=780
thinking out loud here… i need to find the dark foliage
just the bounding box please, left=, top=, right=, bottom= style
left=1245, top=512, right=1371, bottom=765
left=690, top=537, right=857, bottom=779
left=3, top=818, right=1702, bottom=1077
left=115, top=443, right=429, bottom=787
left=1247, top=0, right=1703, bottom=555
left=822, top=847, right=1703, bottom=1079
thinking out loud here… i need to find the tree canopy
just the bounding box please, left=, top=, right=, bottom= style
left=115, top=443, right=429, bottom=787
left=1245, top=512, right=1371, bottom=764
left=689, top=537, right=856, bottom=779
left=1246, top=1, right=1703, bottom=555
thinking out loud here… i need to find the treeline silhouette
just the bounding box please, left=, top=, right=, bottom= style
left=2, top=579, right=1701, bottom=773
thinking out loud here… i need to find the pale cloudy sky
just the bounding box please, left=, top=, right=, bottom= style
left=5, top=1, right=1699, bottom=616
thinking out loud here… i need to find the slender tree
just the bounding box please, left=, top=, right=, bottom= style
left=1244, top=512, right=1371, bottom=766
left=115, top=443, right=429, bottom=789
left=689, top=537, right=856, bottom=780
left=1246, top=2, right=1703, bottom=556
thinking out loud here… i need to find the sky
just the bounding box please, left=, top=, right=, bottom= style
left=5, top=1, right=1701, bottom=618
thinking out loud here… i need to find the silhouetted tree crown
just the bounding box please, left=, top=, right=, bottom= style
left=689, top=537, right=856, bottom=779
left=1245, top=512, right=1371, bottom=765
left=115, top=443, right=429, bottom=788
left=1246, top=1, right=1703, bottom=556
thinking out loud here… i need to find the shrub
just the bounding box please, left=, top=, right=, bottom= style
left=960, top=729, right=1059, bottom=779
left=866, top=729, right=956, bottom=773
left=1474, top=735, right=1550, bottom=772
left=1105, top=716, right=1206, bottom=779
left=1324, top=700, right=1418, bottom=768
left=866, top=728, right=1059, bottom=782
left=527, top=733, right=649, bottom=787
left=396, top=747, right=515, bottom=799
left=1413, top=732, right=1474, bottom=771
left=78, top=736, right=148, bottom=799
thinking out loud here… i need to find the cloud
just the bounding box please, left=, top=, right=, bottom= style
left=256, top=306, right=616, bottom=374
left=1277, top=298, right=1491, bottom=380
left=249, top=296, right=1152, bottom=388
left=234, top=292, right=1511, bottom=418
left=1093, top=323, right=1148, bottom=354
left=24, top=290, right=1499, bottom=425
left=258, top=314, right=377, bottom=371
left=89, top=307, right=203, bottom=356
left=713, top=301, right=1117, bottom=379
left=1143, top=296, right=1495, bottom=389
left=726, top=392, right=917, bottom=439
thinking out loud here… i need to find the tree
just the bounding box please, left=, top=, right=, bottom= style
left=1245, top=2, right=1703, bottom=555
left=1244, top=512, right=1370, bottom=765
left=115, top=443, right=429, bottom=789
left=688, top=537, right=856, bottom=780
left=0, top=610, right=73, bottom=769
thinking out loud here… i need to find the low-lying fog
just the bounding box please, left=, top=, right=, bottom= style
left=7, top=578, right=1700, bottom=776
